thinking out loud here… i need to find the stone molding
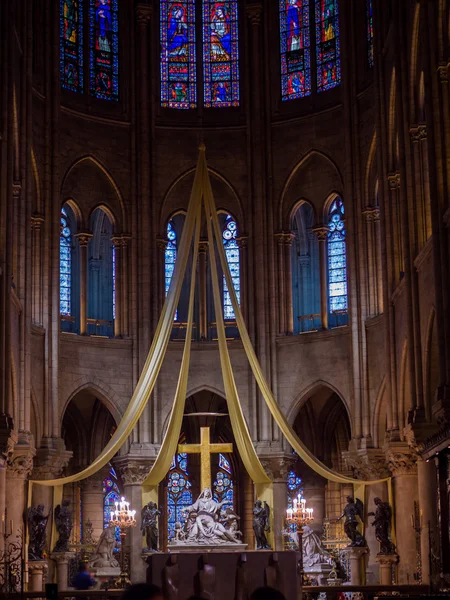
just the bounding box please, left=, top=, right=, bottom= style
left=343, top=450, right=390, bottom=480
left=259, top=454, right=297, bottom=482
left=437, top=62, right=449, bottom=83
left=362, top=207, right=380, bottom=223
left=7, top=445, right=36, bottom=479
left=136, top=4, right=152, bottom=23
left=246, top=4, right=263, bottom=25
left=274, top=232, right=295, bottom=247
left=387, top=172, right=400, bottom=190
left=32, top=447, right=73, bottom=480
left=384, top=442, right=419, bottom=476
left=410, top=125, right=427, bottom=142
left=31, top=214, right=45, bottom=229
left=156, top=238, right=168, bottom=252
left=113, top=456, right=156, bottom=486
left=236, top=236, right=248, bottom=249
left=311, top=225, right=329, bottom=241
left=0, top=413, right=15, bottom=466
left=74, top=232, right=93, bottom=247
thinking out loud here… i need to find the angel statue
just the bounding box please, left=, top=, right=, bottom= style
left=253, top=500, right=271, bottom=550
left=53, top=499, right=73, bottom=552
left=141, top=501, right=161, bottom=552
left=28, top=504, right=51, bottom=560
left=368, top=497, right=395, bottom=554
left=337, top=496, right=366, bottom=547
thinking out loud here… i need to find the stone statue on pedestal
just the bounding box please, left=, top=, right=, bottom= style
left=89, top=523, right=119, bottom=568
left=368, top=497, right=395, bottom=554
left=283, top=525, right=334, bottom=568
left=141, top=501, right=161, bottom=552
left=27, top=504, right=51, bottom=561
left=253, top=500, right=271, bottom=550
left=169, top=488, right=243, bottom=546
left=53, top=499, right=73, bottom=553
left=337, top=496, right=366, bottom=547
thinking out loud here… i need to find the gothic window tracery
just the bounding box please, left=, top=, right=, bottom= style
left=327, top=197, right=347, bottom=325
left=213, top=453, right=234, bottom=511
left=167, top=452, right=193, bottom=541
left=280, top=0, right=311, bottom=100
left=222, top=214, right=240, bottom=320
left=315, top=0, right=340, bottom=92
left=60, top=207, right=72, bottom=316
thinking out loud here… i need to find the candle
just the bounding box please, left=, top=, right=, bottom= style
left=111, top=511, right=115, bottom=522
left=10, top=520, right=13, bottom=535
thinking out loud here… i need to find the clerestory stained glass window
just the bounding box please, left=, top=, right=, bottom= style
left=167, top=452, right=192, bottom=541
left=315, top=0, right=340, bottom=92
left=112, top=243, right=116, bottom=319
left=60, top=208, right=72, bottom=316
left=366, top=0, right=374, bottom=68
left=161, top=0, right=197, bottom=109
left=286, top=470, right=303, bottom=537
left=89, top=0, right=119, bottom=100
left=213, top=453, right=234, bottom=511
left=165, top=219, right=178, bottom=321
left=280, top=0, right=311, bottom=100
left=103, top=467, right=121, bottom=544
left=203, top=1, right=240, bottom=107
left=327, top=197, right=347, bottom=313
left=222, top=215, right=240, bottom=320
left=60, top=0, right=84, bottom=93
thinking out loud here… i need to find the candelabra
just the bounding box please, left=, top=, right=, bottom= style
left=110, top=497, right=136, bottom=588
left=286, top=494, right=314, bottom=585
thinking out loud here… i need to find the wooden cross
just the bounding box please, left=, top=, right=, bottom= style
left=178, top=427, right=233, bottom=492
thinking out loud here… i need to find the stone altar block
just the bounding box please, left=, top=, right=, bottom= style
left=146, top=551, right=302, bottom=600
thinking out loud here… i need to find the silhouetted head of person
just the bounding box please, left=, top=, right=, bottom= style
left=250, top=588, right=287, bottom=600
left=121, top=583, right=164, bottom=600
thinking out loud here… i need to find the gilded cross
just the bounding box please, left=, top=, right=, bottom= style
left=178, top=427, right=233, bottom=492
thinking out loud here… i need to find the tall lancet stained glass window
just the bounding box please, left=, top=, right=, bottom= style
left=213, top=453, right=234, bottom=511
left=280, top=0, right=311, bottom=100
left=167, top=453, right=192, bottom=540
left=165, top=219, right=178, bottom=320
left=222, top=215, right=240, bottom=320
left=89, top=0, right=119, bottom=100
left=161, top=1, right=197, bottom=109
left=103, top=467, right=121, bottom=544
left=60, top=0, right=84, bottom=92
left=366, top=0, right=374, bottom=68
left=203, top=1, right=240, bottom=107
left=315, top=0, right=340, bottom=92
left=60, top=208, right=72, bottom=316
left=327, top=197, right=347, bottom=313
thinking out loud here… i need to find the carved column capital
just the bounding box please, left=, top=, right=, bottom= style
left=259, top=454, right=297, bottom=483
left=113, top=456, right=155, bottom=486
left=387, top=172, right=401, bottom=190
left=198, top=240, right=209, bottom=254
left=75, top=232, right=93, bottom=247
left=383, top=442, right=419, bottom=476
left=236, top=235, right=248, bottom=249
left=7, top=445, right=36, bottom=480
left=156, top=238, right=168, bottom=252
left=311, top=225, right=329, bottom=242
left=31, top=214, right=45, bottom=230
left=410, top=125, right=427, bottom=142
left=437, top=62, right=449, bottom=83
left=362, top=207, right=380, bottom=223
left=274, top=232, right=296, bottom=246
left=246, top=4, right=263, bottom=26
left=12, top=182, right=22, bottom=199
left=111, top=236, right=122, bottom=249
left=343, top=449, right=390, bottom=480
left=136, top=4, right=152, bottom=24
left=32, top=446, right=73, bottom=481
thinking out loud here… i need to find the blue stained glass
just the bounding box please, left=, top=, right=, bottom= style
left=366, top=0, right=374, bottom=68
left=327, top=197, right=347, bottom=313
left=219, top=453, right=232, bottom=474
left=167, top=453, right=192, bottom=540
left=280, top=0, right=311, bottom=100
left=60, top=208, right=72, bottom=316
left=222, top=215, right=240, bottom=320
left=161, top=1, right=197, bottom=109
left=165, top=219, right=178, bottom=321
left=213, top=454, right=234, bottom=512
left=103, top=468, right=121, bottom=544
left=203, top=1, right=240, bottom=107
left=315, top=0, right=340, bottom=92
left=287, top=470, right=303, bottom=533
left=89, top=0, right=119, bottom=100
left=60, top=0, right=84, bottom=93
left=112, top=244, right=116, bottom=319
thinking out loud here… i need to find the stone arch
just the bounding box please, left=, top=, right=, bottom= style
left=409, top=2, right=421, bottom=123
left=424, top=308, right=439, bottom=418
left=286, top=379, right=351, bottom=428
left=61, top=156, right=126, bottom=231
left=160, top=167, right=245, bottom=235
left=364, top=131, right=377, bottom=206
left=398, top=339, right=410, bottom=431
left=30, top=386, right=42, bottom=449
left=279, top=150, right=344, bottom=230
left=388, top=68, right=397, bottom=170
left=372, top=377, right=387, bottom=448
left=31, top=148, right=42, bottom=215
left=60, top=376, right=123, bottom=427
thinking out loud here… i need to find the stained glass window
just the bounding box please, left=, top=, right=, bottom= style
left=60, top=208, right=72, bottom=316
left=315, top=0, right=340, bottom=92
left=286, top=470, right=303, bottom=536
left=103, top=467, right=121, bottom=544
left=280, top=0, right=311, bottom=100
left=327, top=197, right=347, bottom=313
left=112, top=244, right=116, bottom=319
left=89, top=0, right=119, bottom=100
left=203, top=1, right=239, bottom=107
left=165, top=219, right=178, bottom=321
left=167, top=453, right=192, bottom=541
left=213, top=454, right=234, bottom=511
left=60, top=0, right=84, bottom=93
left=366, top=0, right=374, bottom=68
left=222, top=215, right=240, bottom=320
left=161, top=1, right=197, bottom=109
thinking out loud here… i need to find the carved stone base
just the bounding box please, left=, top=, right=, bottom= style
left=168, top=543, right=248, bottom=553
left=28, top=560, right=48, bottom=592
left=304, top=563, right=333, bottom=586
left=91, top=566, right=121, bottom=589
left=51, top=552, right=76, bottom=591
left=341, top=546, right=368, bottom=585
left=376, top=553, right=398, bottom=585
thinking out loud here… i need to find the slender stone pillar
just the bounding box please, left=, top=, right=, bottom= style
left=260, top=455, right=296, bottom=551
left=111, top=237, right=122, bottom=338
left=342, top=547, right=368, bottom=585
left=385, top=443, right=419, bottom=584
left=6, top=445, right=35, bottom=539
left=376, top=554, right=398, bottom=585
left=31, top=215, right=44, bottom=325
left=114, top=457, right=155, bottom=583
left=121, top=236, right=131, bottom=337
left=243, top=472, right=254, bottom=549
left=417, top=458, right=438, bottom=585
left=28, top=561, right=48, bottom=592
left=236, top=236, right=248, bottom=323
left=81, top=476, right=105, bottom=541
left=274, top=234, right=286, bottom=334
left=198, top=241, right=208, bottom=340
left=312, top=226, right=328, bottom=329
left=75, top=233, right=93, bottom=335
left=284, top=234, right=295, bottom=335
left=51, top=552, right=76, bottom=590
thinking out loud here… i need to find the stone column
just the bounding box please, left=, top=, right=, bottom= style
left=75, top=233, right=92, bottom=335
left=342, top=547, right=368, bottom=585
left=385, top=443, right=419, bottom=584
left=51, top=552, right=76, bottom=590
left=6, top=445, right=35, bottom=539
left=111, top=237, right=122, bottom=338
left=260, top=455, right=296, bottom=551
left=121, top=236, right=131, bottom=337
left=31, top=215, right=44, bottom=325
left=311, top=226, right=328, bottom=330
left=274, top=234, right=286, bottom=334
left=81, top=475, right=105, bottom=541
left=376, top=554, right=398, bottom=585
left=236, top=236, right=248, bottom=323
left=417, top=458, right=438, bottom=585
left=284, top=234, right=295, bottom=335
left=242, top=472, right=254, bottom=549
left=114, top=457, right=155, bottom=583
left=28, top=561, right=48, bottom=592
left=198, top=241, right=208, bottom=340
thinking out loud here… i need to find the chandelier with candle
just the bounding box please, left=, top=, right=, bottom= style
left=286, top=494, right=314, bottom=584
left=109, top=497, right=136, bottom=588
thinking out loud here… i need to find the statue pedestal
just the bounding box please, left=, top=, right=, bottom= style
left=28, top=560, right=48, bottom=592
left=304, top=563, right=333, bottom=586
left=167, top=543, right=248, bottom=553
left=341, top=547, right=368, bottom=585
left=376, top=553, right=398, bottom=585
left=51, top=552, right=75, bottom=590
left=91, top=566, right=121, bottom=589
